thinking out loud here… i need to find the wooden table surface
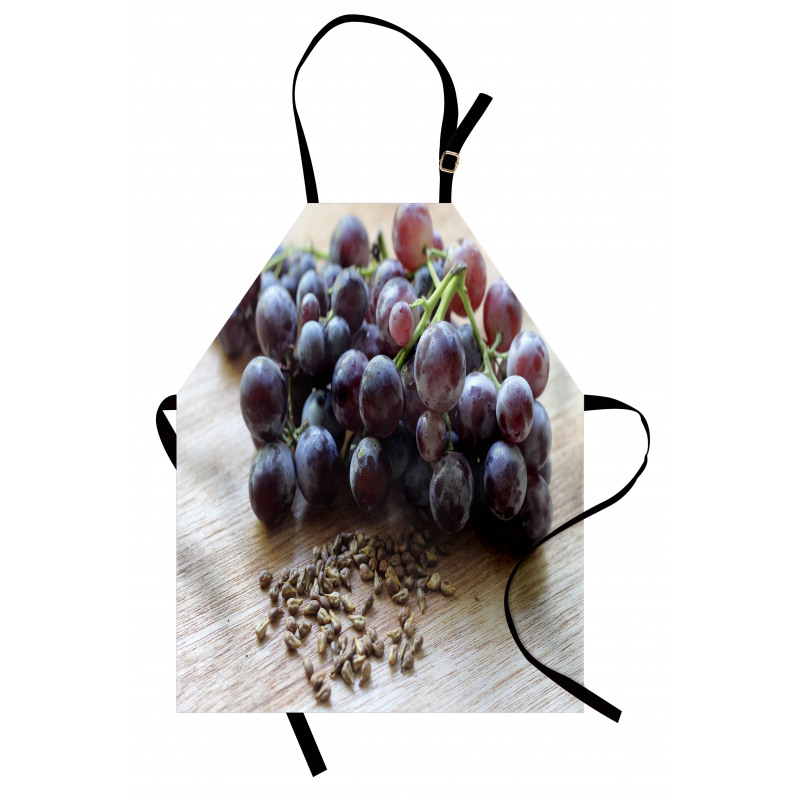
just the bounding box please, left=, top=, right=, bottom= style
left=177, top=204, right=583, bottom=712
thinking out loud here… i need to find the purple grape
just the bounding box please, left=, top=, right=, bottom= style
left=302, top=388, right=346, bottom=451
left=349, top=436, right=392, bottom=512
left=367, top=259, right=404, bottom=323
left=382, top=421, right=412, bottom=479
left=295, top=425, right=341, bottom=507
left=323, top=315, right=351, bottom=372
left=255, top=284, right=298, bottom=363
left=484, top=440, right=527, bottom=520
left=282, top=252, right=316, bottom=300
left=240, top=356, right=288, bottom=442
left=297, top=320, right=326, bottom=376
left=496, top=375, right=534, bottom=443
left=416, top=410, right=447, bottom=463
left=296, top=270, right=328, bottom=316
left=452, top=371, right=498, bottom=451
left=359, top=355, right=403, bottom=438
left=483, top=278, right=522, bottom=352
left=331, top=268, right=368, bottom=333
left=516, top=469, right=553, bottom=548
left=330, top=215, right=370, bottom=268
left=320, top=262, right=342, bottom=290
left=218, top=306, right=247, bottom=359
left=413, top=321, right=466, bottom=413
left=413, top=259, right=443, bottom=299
left=352, top=323, right=383, bottom=360
left=429, top=451, right=473, bottom=533
left=457, top=323, right=482, bottom=374
left=403, top=451, right=433, bottom=507
left=518, top=400, right=552, bottom=472
left=507, top=331, right=550, bottom=398
left=331, top=349, right=368, bottom=431
left=249, top=442, right=296, bottom=526
left=375, top=277, right=419, bottom=356
left=299, top=293, right=320, bottom=325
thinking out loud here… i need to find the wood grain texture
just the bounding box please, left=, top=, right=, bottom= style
left=177, top=204, right=583, bottom=712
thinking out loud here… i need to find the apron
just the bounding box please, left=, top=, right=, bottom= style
left=157, top=14, right=649, bottom=775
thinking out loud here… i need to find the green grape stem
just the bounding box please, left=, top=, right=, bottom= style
left=443, top=411, right=454, bottom=451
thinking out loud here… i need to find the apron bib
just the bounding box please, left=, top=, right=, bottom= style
left=158, top=15, right=648, bottom=768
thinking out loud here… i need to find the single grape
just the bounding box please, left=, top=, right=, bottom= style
left=323, top=315, right=351, bottom=372
left=412, top=258, right=443, bottom=299
left=416, top=410, right=447, bottom=463
left=452, top=371, right=498, bottom=451
left=218, top=306, right=247, bottom=359
left=302, top=388, right=346, bottom=450
left=392, top=203, right=434, bottom=272
left=516, top=469, right=553, bottom=548
left=414, top=321, right=466, bottom=412
left=389, top=301, right=415, bottom=347
left=518, top=400, right=552, bottom=472
left=375, top=276, right=419, bottom=355
left=352, top=322, right=383, bottom=360
left=432, top=230, right=444, bottom=251
left=295, top=425, right=341, bottom=507
left=484, top=440, right=527, bottom=520
left=349, top=436, right=392, bottom=512
left=507, top=331, right=550, bottom=398
left=331, top=267, right=368, bottom=333
left=320, top=262, right=342, bottom=290
left=496, top=375, right=534, bottom=443
left=359, top=355, right=404, bottom=438
left=249, top=441, right=296, bottom=526
left=255, top=284, right=298, bottom=363
left=330, top=214, right=370, bottom=268
left=456, top=323, right=483, bottom=374
left=400, top=356, right=426, bottom=430
left=367, top=259, right=404, bottom=323
left=240, top=356, right=288, bottom=442
left=297, top=320, right=326, bottom=376
left=296, top=270, right=327, bottom=316
left=403, top=451, right=433, bottom=507
left=540, top=456, right=552, bottom=485
left=443, top=238, right=487, bottom=317
left=331, top=349, right=368, bottom=431
left=429, top=451, right=473, bottom=533
left=483, top=278, right=522, bottom=353
left=299, top=293, right=320, bottom=326
left=382, top=421, right=412, bottom=479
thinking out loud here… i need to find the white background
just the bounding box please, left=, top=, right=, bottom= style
left=1, top=0, right=798, bottom=797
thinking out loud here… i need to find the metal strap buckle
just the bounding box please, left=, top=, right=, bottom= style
left=439, top=150, right=460, bottom=173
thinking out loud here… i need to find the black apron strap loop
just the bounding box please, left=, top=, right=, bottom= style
left=292, top=14, right=490, bottom=203
left=156, top=394, right=177, bottom=468
left=504, top=395, right=651, bottom=722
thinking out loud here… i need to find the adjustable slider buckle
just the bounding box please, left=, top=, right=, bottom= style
left=439, top=150, right=460, bottom=173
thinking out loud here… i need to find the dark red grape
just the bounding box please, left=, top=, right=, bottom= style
left=297, top=320, right=326, bottom=376
left=240, top=356, right=288, bottom=442
left=359, top=355, right=404, bottom=438
left=516, top=469, right=553, bottom=548
left=331, top=349, right=368, bottom=431
left=403, top=451, right=433, bottom=507
left=429, top=451, right=473, bottom=533
left=413, top=259, right=443, bottom=299
left=349, top=436, right=392, bottom=512
left=218, top=306, right=247, bottom=359
left=452, top=371, right=498, bottom=450
left=432, top=230, right=444, bottom=251
left=414, top=321, right=466, bottom=412
left=518, top=400, right=552, bottom=472
left=295, top=425, right=341, bottom=507
left=302, top=388, right=346, bottom=450
left=416, top=410, right=447, bottom=463
left=443, top=238, right=487, bottom=317
left=507, top=331, right=550, bottom=398
left=299, top=293, right=320, bottom=326
left=496, top=375, right=534, bottom=443
left=367, top=259, right=404, bottom=323
left=323, top=315, right=351, bottom=372
left=483, top=279, right=522, bottom=352
left=382, top=421, right=412, bottom=479
left=297, top=270, right=327, bottom=316
left=375, top=276, right=419, bottom=355
left=330, top=215, right=370, bottom=268
left=400, top=356, right=426, bottom=430
left=389, top=301, right=415, bottom=347
left=484, top=440, right=527, bottom=520
left=352, top=323, right=382, bottom=360
left=321, top=262, right=342, bottom=290
left=392, top=203, right=434, bottom=271
left=331, top=267, right=368, bottom=333
left=249, top=441, right=296, bottom=526
left=255, top=284, right=298, bottom=363
left=457, top=324, right=483, bottom=375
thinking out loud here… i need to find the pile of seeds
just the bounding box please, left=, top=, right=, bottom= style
left=254, top=520, right=456, bottom=704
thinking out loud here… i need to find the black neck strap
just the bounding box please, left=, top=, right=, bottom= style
left=292, top=14, right=492, bottom=203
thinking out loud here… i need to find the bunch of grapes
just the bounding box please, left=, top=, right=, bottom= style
left=223, top=204, right=554, bottom=554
